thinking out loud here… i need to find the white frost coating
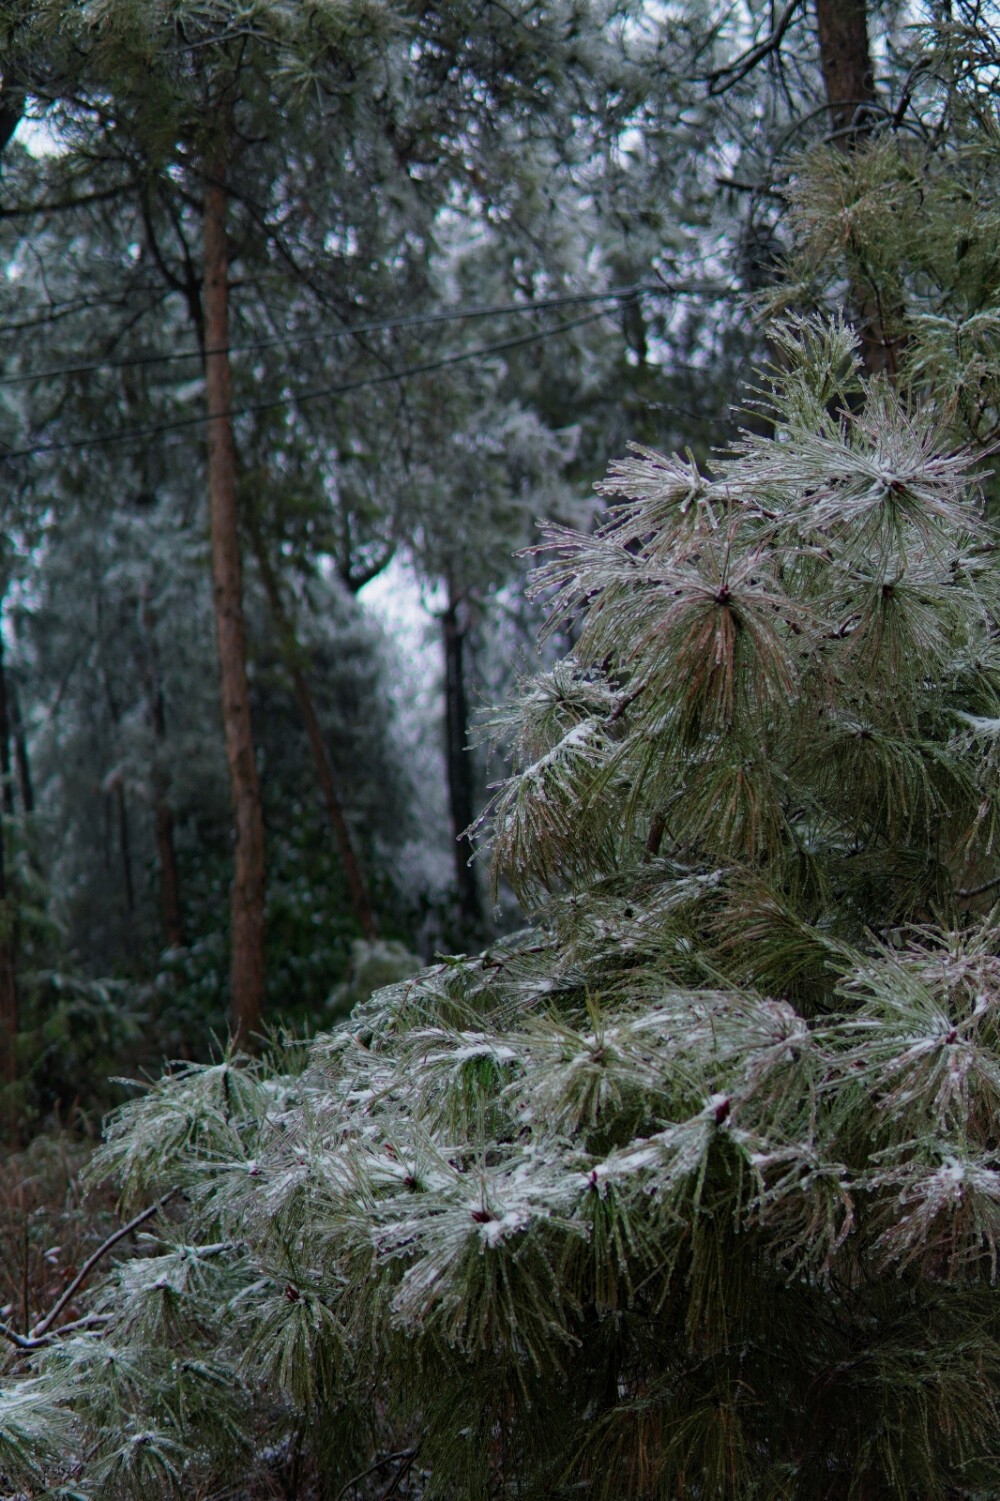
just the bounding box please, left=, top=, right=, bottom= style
left=478, top=1208, right=530, bottom=1247
left=519, top=720, right=599, bottom=783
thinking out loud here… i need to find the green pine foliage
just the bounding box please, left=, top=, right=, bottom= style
left=772, top=12, right=1000, bottom=464
left=7, top=316, right=1000, bottom=1497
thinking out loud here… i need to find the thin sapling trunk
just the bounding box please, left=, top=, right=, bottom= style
left=10, top=681, right=32, bottom=815
left=443, top=586, right=483, bottom=931
left=139, top=587, right=183, bottom=949
left=0, top=623, right=17, bottom=1092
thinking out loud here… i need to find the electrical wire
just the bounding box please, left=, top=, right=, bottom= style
left=0, top=281, right=728, bottom=391
left=0, top=307, right=614, bottom=463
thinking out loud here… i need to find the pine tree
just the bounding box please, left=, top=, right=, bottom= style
left=768, top=3, right=1000, bottom=449
left=9, top=8, right=1000, bottom=1498
left=5, top=309, right=1000, bottom=1497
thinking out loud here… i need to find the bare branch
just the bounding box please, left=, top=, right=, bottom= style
left=332, top=1451, right=417, bottom=1501
left=705, top=0, right=806, bottom=95
left=0, top=182, right=137, bottom=219
left=26, top=1190, right=178, bottom=1343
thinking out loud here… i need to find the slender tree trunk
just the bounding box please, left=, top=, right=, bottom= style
left=97, top=663, right=136, bottom=932
left=155, top=803, right=183, bottom=948
left=247, top=518, right=377, bottom=940
left=814, top=0, right=896, bottom=377
left=115, top=779, right=135, bottom=915
left=204, top=140, right=266, bottom=1046
left=139, top=588, right=183, bottom=948
left=442, top=586, right=482, bottom=930
left=0, top=826, right=16, bottom=1096
left=0, top=69, right=24, bottom=162
left=0, top=628, right=16, bottom=1094
left=10, top=679, right=32, bottom=814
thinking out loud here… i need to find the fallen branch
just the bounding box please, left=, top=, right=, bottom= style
left=0, top=1189, right=178, bottom=1351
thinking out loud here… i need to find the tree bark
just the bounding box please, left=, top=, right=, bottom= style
left=10, top=679, right=32, bottom=814
left=0, top=631, right=14, bottom=818
left=155, top=803, right=183, bottom=947
left=442, top=587, right=482, bottom=930
left=814, top=0, right=876, bottom=139
left=0, top=69, right=24, bottom=162
left=204, top=141, right=266, bottom=1046
left=114, top=778, right=135, bottom=915
left=0, top=833, right=16, bottom=1094
left=139, top=587, right=183, bottom=948
left=247, top=518, right=377, bottom=941
left=814, top=0, right=896, bottom=377
left=0, top=629, right=16, bottom=1092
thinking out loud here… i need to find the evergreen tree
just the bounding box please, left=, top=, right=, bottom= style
left=10, top=7, right=1000, bottom=1498
left=6, top=307, right=1000, bottom=1497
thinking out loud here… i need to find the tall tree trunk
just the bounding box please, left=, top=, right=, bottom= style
left=155, top=802, right=183, bottom=948
left=814, top=0, right=896, bottom=377
left=0, top=821, right=16, bottom=1097
left=442, top=586, right=482, bottom=931
left=139, top=588, right=183, bottom=948
left=97, top=665, right=136, bottom=933
left=0, top=68, right=24, bottom=162
left=247, top=517, right=377, bottom=940
left=115, top=778, right=135, bottom=915
left=10, top=679, right=32, bottom=814
left=814, top=0, right=876, bottom=138
left=0, top=631, right=13, bottom=818
left=204, top=141, right=266, bottom=1046
left=0, top=625, right=17, bottom=1094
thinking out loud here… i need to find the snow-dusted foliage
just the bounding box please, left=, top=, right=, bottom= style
left=8, top=320, right=1000, bottom=1497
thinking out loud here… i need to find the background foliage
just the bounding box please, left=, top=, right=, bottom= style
left=3, top=0, right=1000, bottom=1497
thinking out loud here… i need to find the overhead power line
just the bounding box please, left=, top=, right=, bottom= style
left=0, top=307, right=618, bottom=463
left=0, top=282, right=729, bottom=391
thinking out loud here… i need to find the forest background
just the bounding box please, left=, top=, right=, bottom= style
left=0, top=0, right=819, bottom=1117
left=3, top=0, right=1000, bottom=1496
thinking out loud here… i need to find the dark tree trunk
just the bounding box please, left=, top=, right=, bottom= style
left=139, top=588, right=183, bottom=948
left=0, top=69, right=24, bottom=162
left=814, top=0, right=876, bottom=139
left=442, top=588, right=482, bottom=930
left=0, top=629, right=16, bottom=1093
left=96, top=664, right=136, bottom=930
left=204, top=140, right=266, bottom=1047
left=814, top=0, right=897, bottom=377
left=0, top=632, right=13, bottom=817
left=10, top=680, right=32, bottom=814
left=155, top=803, right=183, bottom=947
left=115, top=778, right=135, bottom=915
left=247, top=519, right=377, bottom=940
left=0, top=826, right=16, bottom=1094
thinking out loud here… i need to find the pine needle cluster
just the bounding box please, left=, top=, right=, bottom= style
left=6, top=319, right=1000, bottom=1497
